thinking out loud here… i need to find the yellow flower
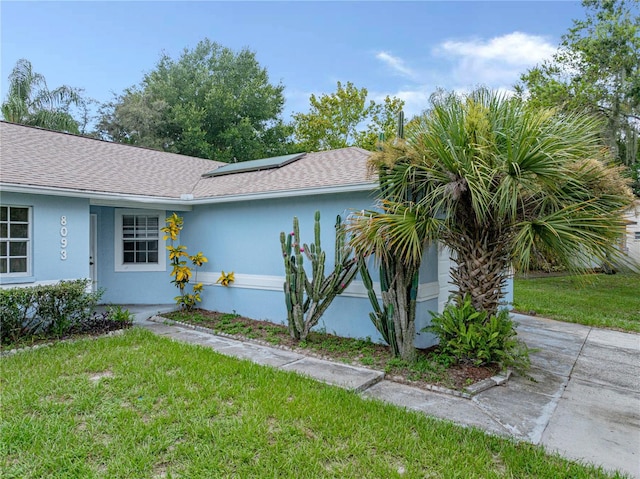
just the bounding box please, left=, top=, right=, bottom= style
left=193, top=282, right=204, bottom=293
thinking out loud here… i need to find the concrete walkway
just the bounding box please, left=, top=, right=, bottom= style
left=126, top=305, right=640, bottom=478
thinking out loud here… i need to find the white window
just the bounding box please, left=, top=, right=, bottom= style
left=635, top=231, right=640, bottom=241
left=114, top=209, right=166, bottom=272
left=0, top=206, right=30, bottom=276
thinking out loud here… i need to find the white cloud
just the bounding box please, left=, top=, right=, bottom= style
left=439, top=32, right=556, bottom=66
left=375, top=51, right=417, bottom=79
left=435, top=32, right=557, bottom=88
left=370, top=87, right=432, bottom=119
left=368, top=32, right=556, bottom=119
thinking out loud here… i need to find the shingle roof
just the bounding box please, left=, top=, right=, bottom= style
left=0, top=121, right=375, bottom=200
left=0, top=121, right=219, bottom=198
left=191, top=147, right=374, bottom=198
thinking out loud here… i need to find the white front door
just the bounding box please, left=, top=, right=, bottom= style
left=89, top=214, right=97, bottom=292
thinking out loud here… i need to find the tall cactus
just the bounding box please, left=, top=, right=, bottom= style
left=358, top=254, right=419, bottom=360
left=356, top=109, right=420, bottom=361
left=358, top=257, right=396, bottom=353
left=280, top=211, right=358, bottom=341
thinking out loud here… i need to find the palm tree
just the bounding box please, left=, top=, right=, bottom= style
left=1, top=59, right=81, bottom=133
left=350, top=88, right=633, bottom=319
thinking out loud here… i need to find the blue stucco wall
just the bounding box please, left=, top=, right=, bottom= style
left=182, top=192, right=377, bottom=275
left=0, top=192, right=89, bottom=285
left=181, top=191, right=387, bottom=341
left=90, top=205, right=176, bottom=304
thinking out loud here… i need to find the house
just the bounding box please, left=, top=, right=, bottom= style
left=1, top=121, right=508, bottom=347
left=621, top=200, right=640, bottom=267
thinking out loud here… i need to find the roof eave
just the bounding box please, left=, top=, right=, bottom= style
left=0, top=183, right=193, bottom=211
left=188, top=182, right=378, bottom=205
left=0, top=181, right=379, bottom=208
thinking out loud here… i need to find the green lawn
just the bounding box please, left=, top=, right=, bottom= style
left=514, top=273, right=640, bottom=332
left=1, top=329, right=624, bottom=478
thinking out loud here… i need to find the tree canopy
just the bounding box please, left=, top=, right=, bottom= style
left=518, top=0, right=640, bottom=194
left=292, top=81, right=404, bottom=152
left=97, top=39, right=294, bottom=162
left=1, top=59, right=84, bottom=134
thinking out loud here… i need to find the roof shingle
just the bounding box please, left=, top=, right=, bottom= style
left=0, top=121, right=219, bottom=198
left=0, top=122, right=375, bottom=200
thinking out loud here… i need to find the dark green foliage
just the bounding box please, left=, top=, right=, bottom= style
left=104, top=304, right=135, bottom=324
left=349, top=113, right=425, bottom=363
left=97, top=39, right=294, bottom=162
left=0, top=280, right=109, bottom=344
left=66, top=308, right=134, bottom=336
left=428, top=296, right=530, bottom=371
left=280, top=211, right=358, bottom=341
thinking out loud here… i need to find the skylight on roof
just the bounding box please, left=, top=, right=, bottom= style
left=202, top=153, right=306, bottom=178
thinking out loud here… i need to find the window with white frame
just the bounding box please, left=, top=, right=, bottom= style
left=114, top=209, right=166, bottom=272
left=635, top=231, right=640, bottom=241
left=0, top=206, right=30, bottom=276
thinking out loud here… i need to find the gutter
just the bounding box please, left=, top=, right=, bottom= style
left=0, top=182, right=378, bottom=208
left=0, top=183, right=193, bottom=211
left=187, top=182, right=378, bottom=205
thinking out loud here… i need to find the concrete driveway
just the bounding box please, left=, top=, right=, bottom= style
left=512, top=313, right=639, bottom=478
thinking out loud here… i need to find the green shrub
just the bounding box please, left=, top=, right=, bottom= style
left=427, top=296, right=530, bottom=371
left=0, top=286, right=38, bottom=343
left=106, top=305, right=135, bottom=323
left=0, top=280, right=102, bottom=344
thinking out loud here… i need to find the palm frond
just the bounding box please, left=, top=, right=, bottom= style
left=2, top=59, right=82, bottom=132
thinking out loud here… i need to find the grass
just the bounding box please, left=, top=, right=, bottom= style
left=514, top=272, right=640, bottom=332
left=0, top=329, right=625, bottom=478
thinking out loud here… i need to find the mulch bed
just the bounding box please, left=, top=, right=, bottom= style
left=1, top=315, right=133, bottom=353
left=165, top=309, right=500, bottom=393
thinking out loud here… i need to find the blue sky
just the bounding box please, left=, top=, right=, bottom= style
left=1, top=1, right=586, bottom=122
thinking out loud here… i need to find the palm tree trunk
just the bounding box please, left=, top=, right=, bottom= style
left=448, top=229, right=510, bottom=317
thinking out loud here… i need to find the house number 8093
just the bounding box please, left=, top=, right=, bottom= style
left=60, top=216, right=68, bottom=260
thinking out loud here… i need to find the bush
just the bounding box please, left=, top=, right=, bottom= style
left=0, top=280, right=104, bottom=344
left=427, top=296, right=530, bottom=371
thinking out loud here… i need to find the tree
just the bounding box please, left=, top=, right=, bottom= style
left=97, top=39, right=293, bottom=162
left=1, top=59, right=83, bottom=133
left=517, top=0, right=640, bottom=194
left=355, top=95, right=406, bottom=151
left=292, top=81, right=404, bottom=151
left=350, top=89, right=633, bottom=320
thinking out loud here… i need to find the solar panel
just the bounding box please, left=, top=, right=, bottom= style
left=202, top=152, right=306, bottom=178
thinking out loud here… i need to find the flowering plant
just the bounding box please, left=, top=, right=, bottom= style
left=161, top=213, right=208, bottom=311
